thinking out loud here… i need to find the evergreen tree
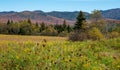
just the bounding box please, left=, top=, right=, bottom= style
left=54, top=24, right=63, bottom=33
left=0, top=23, right=8, bottom=34
left=7, top=20, right=15, bottom=34
left=35, top=22, right=39, bottom=27
left=74, top=11, right=86, bottom=30
left=27, top=19, right=32, bottom=24
left=7, top=20, right=11, bottom=25
left=40, top=22, right=46, bottom=32
left=62, top=20, right=67, bottom=31
left=67, top=25, right=72, bottom=33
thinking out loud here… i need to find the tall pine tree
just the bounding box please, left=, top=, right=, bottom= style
left=7, top=20, right=11, bottom=25
left=40, top=22, right=46, bottom=32
left=62, top=20, right=67, bottom=31
left=74, top=11, right=86, bottom=30
left=67, top=25, right=72, bottom=33
left=27, top=19, right=32, bottom=24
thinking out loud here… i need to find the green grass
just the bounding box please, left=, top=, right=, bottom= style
left=0, top=35, right=120, bottom=70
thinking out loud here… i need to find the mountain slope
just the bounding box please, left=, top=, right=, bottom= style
left=47, top=8, right=120, bottom=20
left=101, top=8, right=120, bottom=20
left=0, top=11, right=74, bottom=24
left=47, top=11, right=89, bottom=21
left=0, top=8, right=120, bottom=24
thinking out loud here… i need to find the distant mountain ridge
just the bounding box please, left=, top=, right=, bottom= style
left=0, top=8, right=120, bottom=24
left=101, top=8, right=120, bottom=20
left=0, top=11, right=74, bottom=24
left=46, top=11, right=89, bottom=21
left=47, top=8, right=120, bottom=21
left=46, top=11, right=79, bottom=21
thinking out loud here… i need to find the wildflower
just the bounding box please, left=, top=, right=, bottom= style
left=79, top=54, right=82, bottom=57
left=54, top=62, right=57, bottom=65
left=69, top=59, right=72, bottom=62
left=42, top=44, right=46, bottom=47
left=62, top=57, right=65, bottom=60
left=117, top=65, right=120, bottom=68
left=93, top=67, right=98, bottom=70
left=88, top=45, right=91, bottom=49
left=45, top=67, right=48, bottom=69
left=83, top=63, right=90, bottom=68
left=43, top=39, right=47, bottom=43
left=16, top=55, right=19, bottom=59
left=2, top=55, right=4, bottom=57
left=24, top=48, right=30, bottom=52
left=71, top=51, right=73, bottom=54
left=36, top=42, right=39, bottom=46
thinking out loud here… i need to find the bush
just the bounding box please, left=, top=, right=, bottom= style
left=58, top=31, right=69, bottom=37
left=69, top=27, right=104, bottom=41
left=88, top=27, right=104, bottom=40
left=109, top=31, right=120, bottom=38
left=40, top=26, right=58, bottom=36
left=69, top=30, right=89, bottom=41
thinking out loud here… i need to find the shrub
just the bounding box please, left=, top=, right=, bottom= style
left=69, top=30, right=89, bottom=41
left=69, top=27, right=104, bottom=41
left=88, top=27, right=104, bottom=40
left=40, top=26, right=58, bottom=36
left=109, top=31, right=120, bottom=38
left=58, top=31, right=69, bottom=37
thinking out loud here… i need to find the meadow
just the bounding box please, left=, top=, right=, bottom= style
left=0, top=35, right=120, bottom=70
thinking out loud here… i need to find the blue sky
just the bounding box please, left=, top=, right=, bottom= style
left=0, top=0, right=119, bottom=12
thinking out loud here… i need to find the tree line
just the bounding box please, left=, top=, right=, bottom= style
left=0, top=19, right=73, bottom=36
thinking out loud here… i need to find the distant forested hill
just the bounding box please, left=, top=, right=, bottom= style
left=47, top=8, right=120, bottom=21
left=0, top=8, right=119, bottom=24
left=101, top=8, right=120, bottom=20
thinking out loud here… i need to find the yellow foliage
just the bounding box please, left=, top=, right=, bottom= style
left=88, top=27, right=104, bottom=40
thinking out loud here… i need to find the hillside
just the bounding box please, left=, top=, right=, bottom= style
left=0, top=11, right=74, bottom=24
left=0, top=8, right=120, bottom=24
left=47, top=11, right=89, bottom=21
left=47, top=8, right=120, bottom=21
left=101, top=8, right=120, bottom=20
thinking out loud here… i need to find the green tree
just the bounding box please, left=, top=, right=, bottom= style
left=19, top=20, right=34, bottom=35
left=69, top=11, right=89, bottom=41
left=90, top=10, right=108, bottom=37
left=6, top=20, right=15, bottom=34
left=41, top=26, right=58, bottom=36
left=40, top=22, right=46, bottom=32
left=54, top=24, right=63, bottom=33
left=27, top=19, right=32, bottom=24
left=35, top=22, right=39, bottom=27
left=74, top=11, right=86, bottom=30
left=0, top=23, right=8, bottom=34
left=90, top=10, right=103, bottom=22
left=62, top=20, right=67, bottom=31
left=67, top=25, right=72, bottom=33
left=10, top=23, right=20, bottom=34
left=7, top=20, right=11, bottom=25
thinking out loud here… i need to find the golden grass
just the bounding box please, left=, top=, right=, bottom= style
left=0, top=34, right=67, bottom=42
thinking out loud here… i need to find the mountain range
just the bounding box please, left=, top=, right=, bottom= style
left=0, top=8, right=120, bottom=24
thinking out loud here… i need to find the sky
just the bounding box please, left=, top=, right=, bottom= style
left=0, top=0, right=119, bottom=13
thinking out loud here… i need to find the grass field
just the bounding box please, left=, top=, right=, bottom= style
left=0, top=35, right=120, bottom=70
